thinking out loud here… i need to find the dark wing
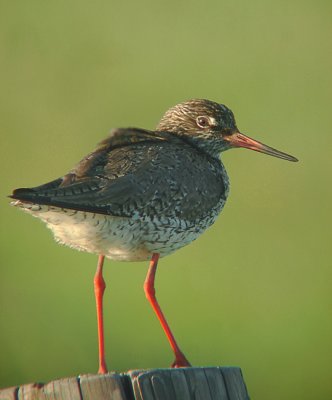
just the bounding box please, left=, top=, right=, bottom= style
left=10, top=128, right=226, bottom=220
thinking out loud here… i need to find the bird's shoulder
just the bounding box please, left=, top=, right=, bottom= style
left=68, top=128, right=173, bottom=178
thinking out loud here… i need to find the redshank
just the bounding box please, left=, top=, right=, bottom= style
left=10, top=99, right=298, bottom=372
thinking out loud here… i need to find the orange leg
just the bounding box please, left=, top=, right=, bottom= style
left=94, top=255, right=108, bottom=374
left=144, top=253, right=191, bottom=368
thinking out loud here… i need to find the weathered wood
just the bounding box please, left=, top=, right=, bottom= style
left=18, top=377, right=81, bottom=400
left=0, top=386, right=18, bottom=400
left=79, top=373, right=128, bottom=400
left=220, top=368, right=248, bottom=400
left=0, top=367, right=249, bottom=400
left=204, top=368, right=228, bottom=398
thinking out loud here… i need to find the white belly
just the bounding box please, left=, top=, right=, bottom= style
left=12, top=201, right=221, bottom=261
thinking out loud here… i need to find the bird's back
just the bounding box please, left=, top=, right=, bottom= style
left=11, top=128, right=230, bottom=260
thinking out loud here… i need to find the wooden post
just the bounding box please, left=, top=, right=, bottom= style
left=0, top=367, right=249, bottom=400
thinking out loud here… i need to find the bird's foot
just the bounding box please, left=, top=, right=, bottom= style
left=98, top=361, right=108, bottom=374
left=171, top=352, right=191, bottom=368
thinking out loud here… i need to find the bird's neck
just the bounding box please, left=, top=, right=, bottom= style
left=162, top=130, right=226, bottom=161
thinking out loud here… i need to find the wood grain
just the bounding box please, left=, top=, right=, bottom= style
left=0, top=367, right=249, bottom=400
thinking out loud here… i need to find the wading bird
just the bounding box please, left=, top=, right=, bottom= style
left=10, top=99, right=298, bottom=372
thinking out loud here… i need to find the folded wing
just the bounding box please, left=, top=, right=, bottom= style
left=10, top=128, right=226, bottom=221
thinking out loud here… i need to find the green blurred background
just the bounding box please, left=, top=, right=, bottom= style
left=1, top=1, right=331, bottom=398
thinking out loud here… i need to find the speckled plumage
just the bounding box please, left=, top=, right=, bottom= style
left=10, top=98, right=297, bottom=261
left=10, top=100, right=236, bottom=260
left=9, top=98, right=298, bottom=371
left=12, top=142, right=229, bottom=260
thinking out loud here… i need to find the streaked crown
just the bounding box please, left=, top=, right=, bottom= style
left=156, top=99, right=238, bottom=156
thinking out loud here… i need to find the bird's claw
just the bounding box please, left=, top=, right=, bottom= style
left=171, top=353, right=191, bottom=368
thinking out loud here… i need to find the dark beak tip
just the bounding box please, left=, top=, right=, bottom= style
left=283, top=154, right=299, bottom=162
left=231, top=132, right=299, bottom=163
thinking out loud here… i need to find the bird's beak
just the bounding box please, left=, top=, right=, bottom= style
left=225, top=131, right=298, bottom=162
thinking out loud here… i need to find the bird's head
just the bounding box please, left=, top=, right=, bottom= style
left=157, top=99, right=298, bottom=162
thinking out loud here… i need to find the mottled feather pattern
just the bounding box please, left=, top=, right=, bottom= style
left=12, top=128, right=228, bottom=220
left=9, top=98, right=298, bottom=376
left=10, top=100, right=236, bottom=260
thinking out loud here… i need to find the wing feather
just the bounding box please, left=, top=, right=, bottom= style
left=10, top=128, right=226, bottom=220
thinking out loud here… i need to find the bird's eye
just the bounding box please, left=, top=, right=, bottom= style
left=196, top=116, right=210, bottom=128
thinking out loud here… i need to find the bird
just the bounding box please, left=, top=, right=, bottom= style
left=9, top=99, right=298, bottom=373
